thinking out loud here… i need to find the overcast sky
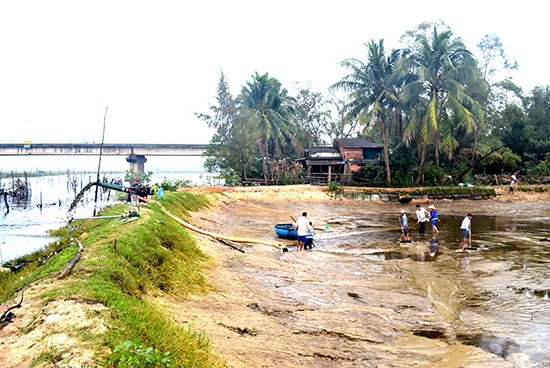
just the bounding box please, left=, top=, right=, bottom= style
left=0, top=0, right=546, bottom=149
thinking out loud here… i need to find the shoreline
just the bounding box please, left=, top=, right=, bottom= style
left=186, top=183, right=550, bottom=203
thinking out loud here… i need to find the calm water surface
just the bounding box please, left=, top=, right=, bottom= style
left=0, top=172, right=217, bottom=263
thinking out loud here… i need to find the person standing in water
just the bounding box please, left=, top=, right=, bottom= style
left=460, top=213, right=473, bottom=249
left=428, top=205, right=440, bottom=235
left=415, top=204, right=430, bottom=237
left=398, top=209, right=411, bottom=242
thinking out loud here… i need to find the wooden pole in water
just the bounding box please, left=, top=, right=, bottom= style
left=93, top=106, right=108, bottom=216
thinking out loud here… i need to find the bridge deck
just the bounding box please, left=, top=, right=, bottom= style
left=0, top=143, right=207, bottom=156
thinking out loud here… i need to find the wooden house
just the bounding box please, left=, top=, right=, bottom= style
left=333, top=138, right=383, bottom=175
left=298, top=138, right=384, bottom=185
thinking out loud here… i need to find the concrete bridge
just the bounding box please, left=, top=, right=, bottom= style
left=0, top=143, right=207, bottom=173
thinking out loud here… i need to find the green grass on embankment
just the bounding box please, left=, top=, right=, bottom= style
left=0, top=191, right=225, bottom=367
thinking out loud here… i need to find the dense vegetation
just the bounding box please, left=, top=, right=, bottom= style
left=197, top=22, right=549, bottom=187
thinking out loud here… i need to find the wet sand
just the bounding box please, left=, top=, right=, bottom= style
left=165, top=185, right=549, bottom=368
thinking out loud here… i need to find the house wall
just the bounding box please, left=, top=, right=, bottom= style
left=339, top=147, right=363, bottom=161
left=347, top=163, right=363, bottom=173
left=363, top=148, right=383, bottom=159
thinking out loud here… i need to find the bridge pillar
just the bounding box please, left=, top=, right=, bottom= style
left=126, top=154, right=147, bottom=173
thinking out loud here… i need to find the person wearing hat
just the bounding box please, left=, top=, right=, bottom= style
left=509, top=174, right=517, bottom=194
left=428, top=205, right=439, bottom=234
left=398, top=209, right=411, bottom=242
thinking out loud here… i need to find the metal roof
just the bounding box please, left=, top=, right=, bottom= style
left=333, top=138, right=383, bottom=149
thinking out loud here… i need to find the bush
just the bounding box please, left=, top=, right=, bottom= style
left=113, top=340, right=171, bottom=367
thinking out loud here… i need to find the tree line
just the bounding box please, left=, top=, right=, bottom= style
left=196, top=22, right=549, bottom=187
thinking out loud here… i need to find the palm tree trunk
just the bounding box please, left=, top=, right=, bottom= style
left=259, top=140, right=268, bottom=184
left=434, top=133, right=440, bottom=168
left=415, top=142, right=427, bottom=185
left=380, top=114, right=392, bottom=184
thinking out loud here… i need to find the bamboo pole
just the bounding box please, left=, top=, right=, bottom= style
left=160, top=207, right=287, bottom=251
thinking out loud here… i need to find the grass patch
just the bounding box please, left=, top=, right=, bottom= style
left=0, top=192, right=225, bottom=367
left=517, top=185, right=549, bottom=193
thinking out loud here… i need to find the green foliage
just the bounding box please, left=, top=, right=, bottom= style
left=408, top=186, right=496, bottom=198
left=155, top=178, right=195, bottom=191
left=200, top=71, right=328, bottom=182
left=421, top=162, right=448, bottom=186
left=328, top=181, right=340, bottom=191
left=217, top=169, right=242, bottom=186
left=267, top=158, right=305, bottom=185
left=113, top=340, right=171, bottom=367
left=356, top=161, right=387, bottom=187
left=478, top=147, right=522, bottom=174
left=389, top=145, right=416, bottom=186
left=32, top=348, right=65, bottom=366
left=125, top=170, right=153, bottom=185
left=293, top=87, right=332, bottom=146
left=524, top=157, right=550, bottom=177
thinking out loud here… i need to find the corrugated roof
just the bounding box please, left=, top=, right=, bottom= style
left=333, top=138, right=383, bottom=148
left=304, top=147, right=339, bottom=153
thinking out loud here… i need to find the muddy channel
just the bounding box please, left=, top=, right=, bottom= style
left=181, top=187, right=549, bottom=368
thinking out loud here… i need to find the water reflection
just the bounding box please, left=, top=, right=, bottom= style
left=0, top=172, right=211, bottom=263
left=429, top=235, right=439, bottom=256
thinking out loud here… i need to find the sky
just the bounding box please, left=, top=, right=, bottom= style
left=0, top=1, right=547, bottom=171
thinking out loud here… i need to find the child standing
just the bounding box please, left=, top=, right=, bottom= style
left=305, top=221, right=315, bottom=250
left=398, top=210, right=411, bottom=242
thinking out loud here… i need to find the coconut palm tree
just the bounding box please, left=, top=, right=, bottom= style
left=238, top=72, right=299, bottom=183
left=331, top=39, right=406, bottom=184
left=400, top=26, right=485, bottom=183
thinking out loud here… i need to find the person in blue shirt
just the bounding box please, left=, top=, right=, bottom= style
left=398, top=210, right=411, bottom=242
left=428, top=205, right=440, bottom=235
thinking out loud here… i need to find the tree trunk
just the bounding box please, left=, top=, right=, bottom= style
left=259, top=140, right=268, bottom=184
left=380, top=114, right=392, bottom=184
left=415, top=142, right=427, bottom=185
left=434, top=132, right=440, bottom=168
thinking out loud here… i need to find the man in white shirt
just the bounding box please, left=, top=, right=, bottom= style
left=294, top=212, right=309, bottom=251
left=415, top=204, right=430, bottom=236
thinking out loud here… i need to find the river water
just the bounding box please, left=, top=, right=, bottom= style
left=0, top=172, right=219, bottom=263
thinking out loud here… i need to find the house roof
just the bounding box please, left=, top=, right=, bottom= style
left=303, top=147, right=342, bottom=160
left=304, top=147, right=339, bottom=153
left=333, top=138, right=383, bottom=149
